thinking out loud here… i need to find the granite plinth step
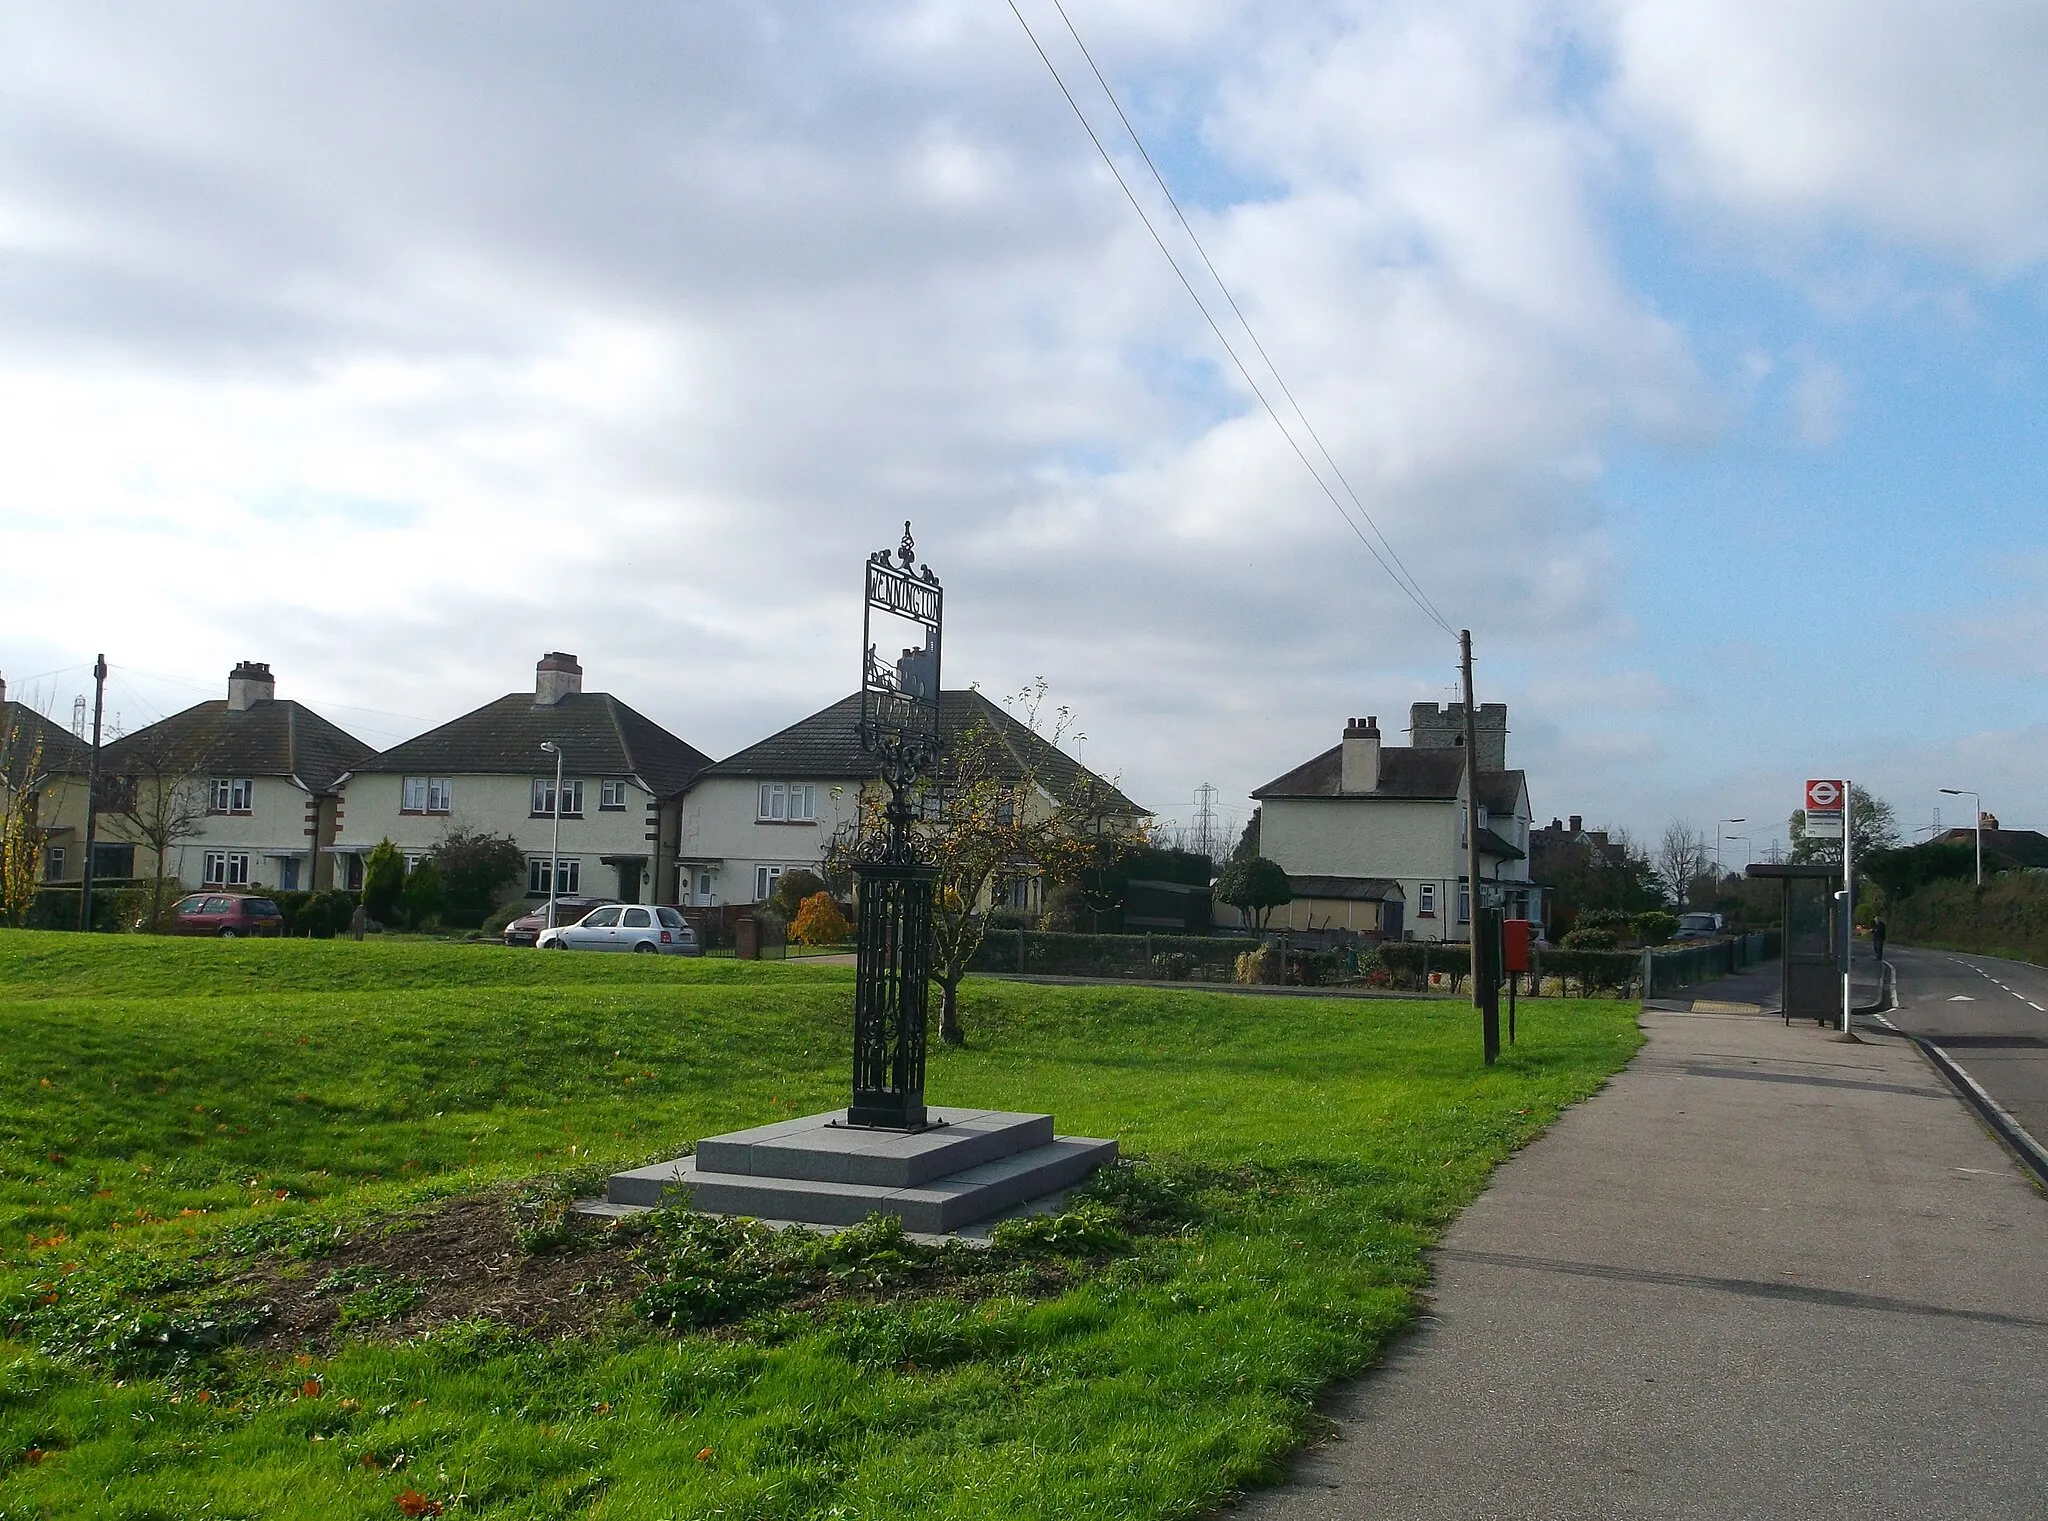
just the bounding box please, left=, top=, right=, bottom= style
left=608, top=1107, right=1117, bottom=1234
left=695, top=1106, right=1054, bottom=1188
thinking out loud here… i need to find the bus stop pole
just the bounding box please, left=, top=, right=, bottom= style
left=1841, top=778, right=1854, bottom=1035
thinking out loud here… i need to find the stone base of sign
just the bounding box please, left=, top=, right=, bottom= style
left=606, top=1107, right=1117, bottom=1235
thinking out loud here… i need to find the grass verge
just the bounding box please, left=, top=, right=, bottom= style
left=0, top=930, right=1638, bottom=1519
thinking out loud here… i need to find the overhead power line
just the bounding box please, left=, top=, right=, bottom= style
left=1006, top=0, right=1456, bottom=638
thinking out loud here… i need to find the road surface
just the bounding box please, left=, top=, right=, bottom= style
left=1884, top=944, right=2048, bottom=1163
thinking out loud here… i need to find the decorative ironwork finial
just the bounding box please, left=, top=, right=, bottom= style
left=898, top=520, right=916, bottom=571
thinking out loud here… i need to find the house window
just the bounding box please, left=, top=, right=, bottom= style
left=531, top=778, right=584, bottom=817
left=44, top=846, right=66, bottom=882
left=403, top=854, right=423, bottom=874
left=757, top=783, right=816, bottom=822
left=527, top=857, right=581, bottom=895
left=202, top=851, right=251, bottom=887
left=1418, top=882, right=1437, bottom=917
left=600, top=779, right=627, bottom=811
left=1458, top=882, right=1471, bottom=924
left=230, top=778, right=253, bottom=813
left=755, top=864, right=783, bottom=901
left=402, top=776, right=452, bottom=814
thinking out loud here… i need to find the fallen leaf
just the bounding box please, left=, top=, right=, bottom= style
left=394, top=1488, right=443, bottom=1517
left=302, top=1379, right=323, bottom=1399
left=360, top=1453, right=381, bottom=1470
left=340, top=1398, right=361, bottom=1412
left=195, top=1390, right=213, bottom=1404
left=696, top=1447, right=714, bottom=1463
left=22, top=1448, right=44, bottom=1465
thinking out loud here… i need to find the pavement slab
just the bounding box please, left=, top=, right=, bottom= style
left=1241, top=1009, right=2048, bottom=1521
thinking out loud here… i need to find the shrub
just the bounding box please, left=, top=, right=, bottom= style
left=769, top=869, right=828, bottom=922
left=1560, top=927, right=1618, bottom=950
left=430, top=828, right=524, bottom=921
left=362, top=840, right=404, bottom=927
left=789, top=891, right=852, bottom=946
left=400, top=858, right=446, bottom=930
left=1634, top=910, right=1679, bottom=946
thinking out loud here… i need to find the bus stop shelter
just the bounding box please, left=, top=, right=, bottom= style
left=1745, top=862, right=1845, bottom=1024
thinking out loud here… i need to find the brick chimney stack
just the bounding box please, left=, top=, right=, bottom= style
left=1340, top=716, right=1382, bottom=794
left=535, top=652, right=584, bottom=706
left=227, top=661, right=275, bottom=711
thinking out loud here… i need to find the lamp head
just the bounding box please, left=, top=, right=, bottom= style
left=540, top=741, right=559, bottom=755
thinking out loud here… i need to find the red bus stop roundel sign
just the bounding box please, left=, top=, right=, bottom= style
left=1805, top=778, right=1845, bottom=838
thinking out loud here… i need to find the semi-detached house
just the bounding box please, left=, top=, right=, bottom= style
left=96, top=662, right=371, bottom=891
left=334, top=654, right=713, bottom=906
left=0, top=674, right=96, bottom=884
left=1249, top=704, right=1539, bottom=941
left=679, top=686, right=1145, bottom=909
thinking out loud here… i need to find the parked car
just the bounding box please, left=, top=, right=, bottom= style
left=1673, top=911, right=1725, bottom=941
left=165, top=893, right=285, bottom=938
left=503, top=896, right=614, bottom=947
left=537, top=904, right=700, bottom=955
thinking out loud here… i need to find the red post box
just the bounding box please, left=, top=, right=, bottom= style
left=1502, top=918, right=1533, bottom=975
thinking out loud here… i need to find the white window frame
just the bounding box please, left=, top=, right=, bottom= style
left=757, top=782, right=817, bottom=823
left=202, top=851, right=250, bottom=887
left=600, top=779, right=627, bottom=811
left=1418, top=882, right=1437, bottom=917
left=1458, top=882, right=1471, bottom=924
left=755, top=864, right=783, bottom=901
left=527, top=856, right=581, bottom=895
left=404, top=776, right=453, bottom=814
left=531, top=778, right=584, bottom=818
left=208, top=777, right=232, bottom=813
left=229, top=777, right=253, bottom=814
left=45, top=846, right=66, bottom=882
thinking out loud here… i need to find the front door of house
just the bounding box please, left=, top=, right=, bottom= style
left=1382, top=898, right=1403, bottom=939
left=617, top=860, right=640, bottom=904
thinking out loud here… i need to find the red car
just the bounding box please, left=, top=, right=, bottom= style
left=166, top=893, right=285, bottom=938
left=502, top=896, right=615, bottom=947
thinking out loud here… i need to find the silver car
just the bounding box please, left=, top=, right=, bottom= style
left=538, top=903, right=700, bottom=955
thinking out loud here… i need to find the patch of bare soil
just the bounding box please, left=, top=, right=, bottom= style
left=234, top=1192, right=642, bottom=1354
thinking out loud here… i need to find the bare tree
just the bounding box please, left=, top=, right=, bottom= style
left=1656, top=821, right=1712, bottom=909
left=828, top=681, right=1139, bottom=1046
left=104, top=735, right=207, bottom=930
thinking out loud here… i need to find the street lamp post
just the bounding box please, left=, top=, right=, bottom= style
left=540, top=741, right=564, bottom=934
left=1939, top=788, right=1982, bottom=886
left=1716, top=817, right=1746, bottom=875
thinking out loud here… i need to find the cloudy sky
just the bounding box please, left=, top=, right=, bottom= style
left=4, top=0, right=2045, bottom=856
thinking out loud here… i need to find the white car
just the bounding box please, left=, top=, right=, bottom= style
left=538, top=904, right=701, bottom=955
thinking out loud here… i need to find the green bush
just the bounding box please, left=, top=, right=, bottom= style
left=1560, top=927, right=1618, bottom=950
left=481, top=900, right=528, bottom=938
left=361, top=839, right=403, bottom=927
left=1634, top=911, right=1679, bottom=946
left=1886, top=874, right=2048, bottom=965
left=401, top=858, right=446, bottom=930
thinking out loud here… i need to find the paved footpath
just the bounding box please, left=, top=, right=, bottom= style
left=1242, top=1009, right=2048, bottom=1521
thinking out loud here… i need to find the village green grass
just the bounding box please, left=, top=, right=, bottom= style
left=0, top=931, right=1640, bottom=1520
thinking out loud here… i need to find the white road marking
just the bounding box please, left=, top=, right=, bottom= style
left=1948, top=995, right=1975, bottom=1002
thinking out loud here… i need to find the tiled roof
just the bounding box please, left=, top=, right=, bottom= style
left=1252, top=743, right=1527, bottom=815
left=1286, top=875, right=1407, bottom=901
left=0, top=703, right=95, bottom=778
left=1934, top=826, right=2048, bottom=869
left=702, top=689, right=1146, bottom=815
left=350, top=693, right=714, bottom=799
left=100, top=700, right=371, bottom=793
left=1475, top=826, right=1526, bottom=862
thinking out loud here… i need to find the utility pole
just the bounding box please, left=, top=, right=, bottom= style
left=76, top=654, right=108, bottom=932
left=1460, top=630, right=1499, bottom=1064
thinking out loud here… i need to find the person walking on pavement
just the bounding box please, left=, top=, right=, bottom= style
left=1872, top=916, right=1887, bottom=963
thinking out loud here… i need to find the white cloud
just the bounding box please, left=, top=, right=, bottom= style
left=1595, top=0, right=2048, bottom=270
